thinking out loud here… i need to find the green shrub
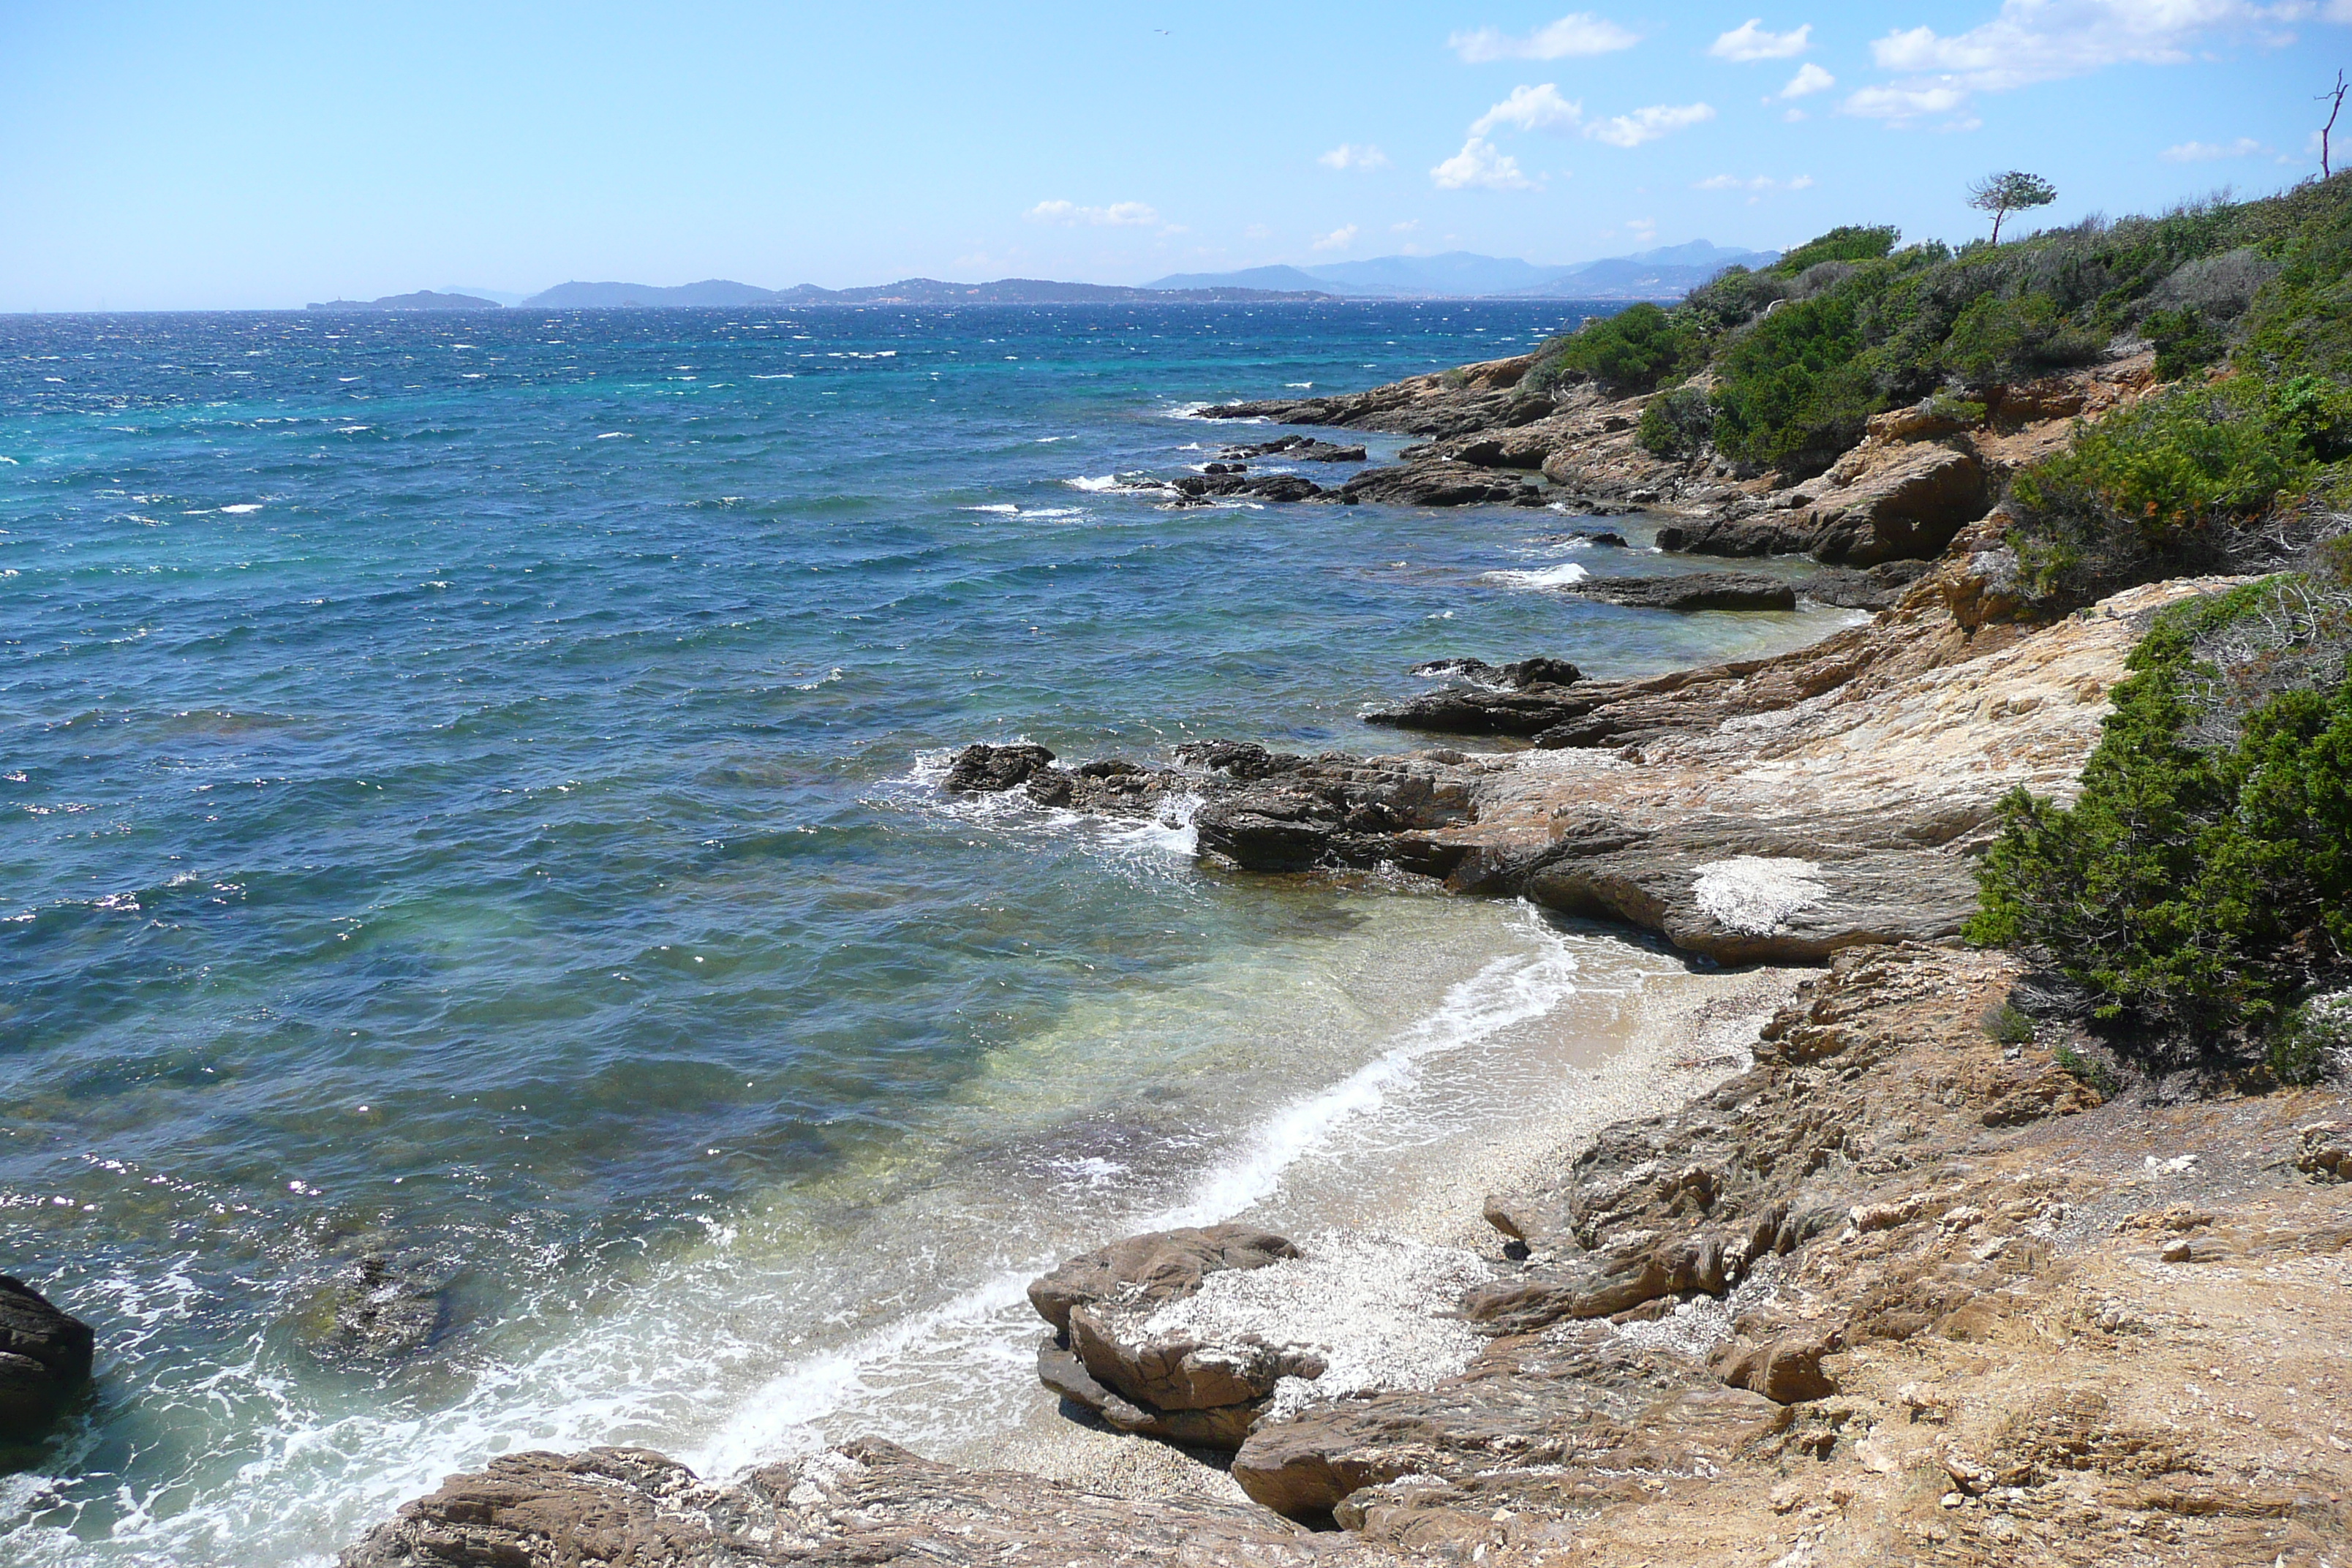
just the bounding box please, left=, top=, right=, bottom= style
left=2050, top=1041, right=2122, bottom=1096
left=1708, top=294, right=1880, bottom=473
left=2005, top=378, right=2317, bottom=603
left=1968, top=579, right=2352, bottom=1052
left=1981, top=1001, right=2036, bottom=1046
left=1773, top=225, right=1901, bottom=275
left=1537, top=303, right=1702, bottom=394
left=2146, top=306, right=2228, bottom=381
left=1636, top=385, right=1715, bottom=457
left=1940, top=293, right=2104, bottom=386
left=2268, top=995, right=2350, bottom=1083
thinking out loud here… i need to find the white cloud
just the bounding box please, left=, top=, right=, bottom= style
left=1710, top=18, right=1812, bottom=60
left=1626, top=216, right=1658, bottom=241
left=1024, top=200, right=1162, bottom=227
left=1584, top=102, right=1716, bottom=147
left=1695, top=173, right=1817, bottom=191
left=1319, top=143, right=1391, bottom=171
left=1872, top=1, right=2301, bottom=91
left=1431, top=136, right=1536, bottom=189
left=1312, top=224, right=1362, bottom=251
left=1843, top=1, right=2310, bottom=131
left=1781, top=61, right=1836, bottom=97
left=1471, top=83, right=1584, bottom=135
left=2162, top=135, right=2269, bottom=160
left=1450, top=12, right=1639, bottom=61
left=1392, top=219, right=1422, bottom=232
left=1841, top=83, right=1968, bottom=121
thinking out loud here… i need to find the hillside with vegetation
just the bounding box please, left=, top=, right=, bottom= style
left=1510, top=177, right=2352, bottom=1080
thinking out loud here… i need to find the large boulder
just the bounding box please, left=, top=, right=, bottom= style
left=1656, top=444, right=1990, bottom=566
left=1027, top=1225, right=1301, bottom=1334
left=1028, top=1226, right=1319, bottom=1452
left=0, top=1275, right=94, bottom=1433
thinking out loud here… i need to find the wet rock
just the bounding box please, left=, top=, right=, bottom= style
left=340, top=1439, right=1312, bottom=1568
left=1404, top=656, right=1583, bottom=690
left=1175, top=739, right=1306, bottom=781
left=0, top=1275, right=94, bottom=1433
left=945, top=742, right=1056, bottom=793
left=1799, top=559, right=1933, bottom=610
left=1194, top=788, right=1348, bottom=872
left=1170, top=471, right=1326, bottom=504
left=1571, top=573, right=1798, bottom=613
left=312, top=1254, right=448, bottom=1362
left=1218, top=435, right=1366, bottom=463
left=1339, top=465, right=1542, bottom=508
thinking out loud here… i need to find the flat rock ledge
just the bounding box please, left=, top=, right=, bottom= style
left=336, top=1439, right=1314, bottom=1568
left=943, top=573, right=2231, bottom=965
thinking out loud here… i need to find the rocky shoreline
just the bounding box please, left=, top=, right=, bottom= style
left=317, top=344, right=2352, bottom=1564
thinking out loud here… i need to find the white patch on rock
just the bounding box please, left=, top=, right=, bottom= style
left=1691, top=856, right=1830, bottom=935
left=1137, top=1232, right=1494, bottom=1420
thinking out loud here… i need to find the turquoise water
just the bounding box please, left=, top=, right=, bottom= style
left=0, top=304, right=1855, bottom=1562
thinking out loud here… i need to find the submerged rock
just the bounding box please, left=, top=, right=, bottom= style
left=308, top=1254, right=448, bottom=1362
left=0, top=1275, right=94, bottom=1433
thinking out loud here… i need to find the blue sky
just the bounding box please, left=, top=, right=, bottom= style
left=1, top=0, right=2342, bottom=309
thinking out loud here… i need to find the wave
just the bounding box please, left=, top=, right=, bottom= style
left=1482, top=561, right=1589, bottom=589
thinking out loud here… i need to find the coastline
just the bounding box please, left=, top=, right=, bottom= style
left=974, top=955, right=1808, bottom=1505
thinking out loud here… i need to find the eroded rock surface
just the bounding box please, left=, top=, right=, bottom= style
left=1569, top=571, right=1798, bottom=612
left=338, top=1439, right=1318, bottom=1568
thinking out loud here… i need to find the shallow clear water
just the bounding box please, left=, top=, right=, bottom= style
left=0, top=303, right=1854, bottom=1563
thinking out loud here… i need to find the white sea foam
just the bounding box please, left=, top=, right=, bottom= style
left=1157, top=920, right=1583, bottom=1226
left=1482, top=561, right=1589, bottom=589
left=960, top=504, right=1019, bottom=514
left=1065, top=474, right=1120, bottom=492
left=218, top=503, right=263, bottom=514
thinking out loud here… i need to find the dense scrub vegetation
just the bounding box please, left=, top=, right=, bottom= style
left=1522, top=178, right=2352, bottom=1078
left=1967, top=560, right=2352, bottom=1077
left=1529, top=177, right=2352, bottom=491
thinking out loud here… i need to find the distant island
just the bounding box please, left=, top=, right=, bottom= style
left=303, top=240, right=1779, bottom=313
left=304, top=290, right=503, bottom=312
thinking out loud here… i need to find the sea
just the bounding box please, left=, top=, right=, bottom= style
left=0, top=301, right=1861, bottom=1564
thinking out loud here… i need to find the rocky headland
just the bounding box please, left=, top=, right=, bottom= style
left=331, top=198, right=2352, bottom=1564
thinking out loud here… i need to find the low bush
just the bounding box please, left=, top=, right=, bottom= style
left=1940, top=293, right=2105, bottom=386
left=2144, top=306, right=2228, bottom=381
left=1708, top=294, right=1878, bottom=473
left=1771, top=225, right=1900, bottom=275
left=1968, top=576, right=2352, bottom=1055
left=1536, top=302, right=1702, bottom=394
left=1635, top=385, right=1715, bottom=457
left=2005, top=378, right=2319, bottom=604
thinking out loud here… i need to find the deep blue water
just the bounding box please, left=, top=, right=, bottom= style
left=0, top=303, right=1857, bottom=1563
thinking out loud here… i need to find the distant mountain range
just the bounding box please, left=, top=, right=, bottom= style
left=1147, top=241, right=1779, bottom=301
left=304, top=241, right=1778, bottom=312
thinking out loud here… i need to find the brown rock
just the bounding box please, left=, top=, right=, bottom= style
left=1715, top=1332, right=1839, bottom=1403
left=1026, top=1225, right=1300, bottom=1335
left=340, top=1439, right=1313, bottom=1568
